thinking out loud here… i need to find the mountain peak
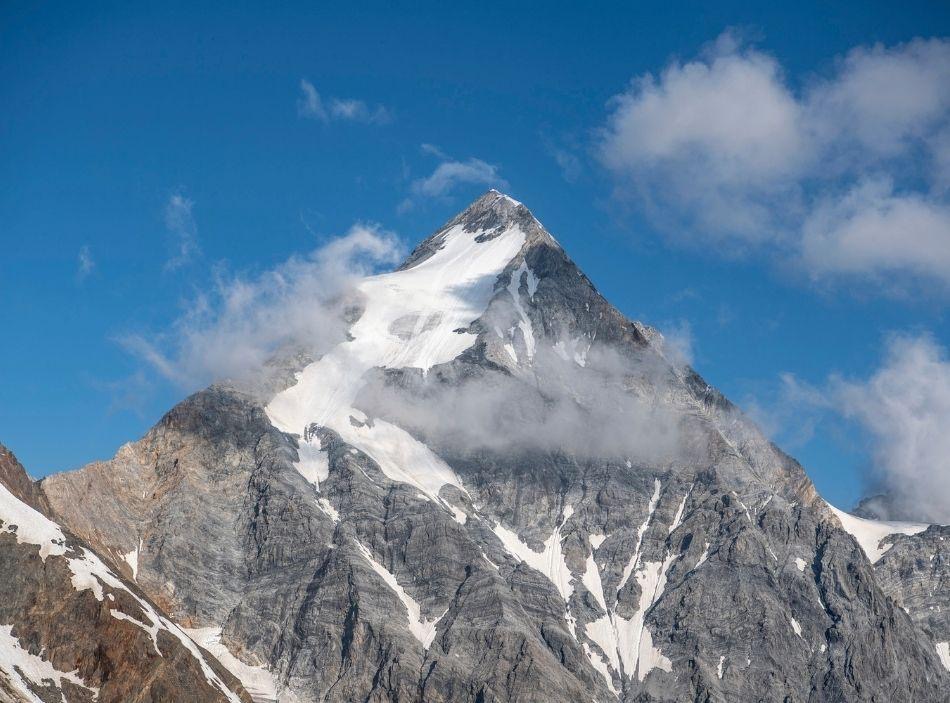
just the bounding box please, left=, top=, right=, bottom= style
left=399, top=190, right=555, bottom=271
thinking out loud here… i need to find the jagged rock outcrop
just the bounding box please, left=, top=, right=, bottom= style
left=0, top=444, right=252, bottom=703
left=872, top=525, right=950, bottom=672
left=37, top=192, right=950, bottom=701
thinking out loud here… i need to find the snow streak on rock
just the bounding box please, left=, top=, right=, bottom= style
left=0, top=483, right=243, bottom=703
left=355, top=540, right=443, bottom=649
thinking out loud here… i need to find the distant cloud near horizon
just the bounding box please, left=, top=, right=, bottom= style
left=297, top=78, right=391, bottom=124
left=599, top=31, right=950, bottom=292
left=399, top=145, right=508, bottom=212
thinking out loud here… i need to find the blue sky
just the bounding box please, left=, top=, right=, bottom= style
left=2, top=1, right=949, bottom=518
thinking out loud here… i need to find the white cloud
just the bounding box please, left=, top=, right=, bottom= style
left=411, top=157, right=505, bottom=198
left=598, top=32, right=950, bottom=289
left=832, top=334, right=950, bottom=524
left=806, top=38, right=950, bottom=161
left=599, top=30, right=808, bottom=243
left=164, top=192, right=199, bottom=270
left=77, top=245, right=94, bottom=281
left=400, top=147, right=507, bottom=212
left=801, top=178, right=950, bottom=286
left=297, top=78, right=327, bottom=120
left=329, top=98, right=391, bottom=124
left=122, top=223, right=404, bottom=390
left=751, top=334, right=950, bottom=523
left=297, top=79, right=390, bottom=124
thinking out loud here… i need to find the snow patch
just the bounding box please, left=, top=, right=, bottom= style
left=827, top=503, right=929, bottom=563
left=794, top=557, right=807, bottom=572
left=552, top=337, right=590, bottom=367
left=0, top=624, right=99, bottom=702
left=936, top=642, right=950, bottom=671
left=585, top=615, right=621, bottom=674
left=589, top=534, right=606, bottom=550
left=617, top=479, right=661, bottom=594
left=492, top=520, right=573, bottom=602
left=122, top=539, right=141, bottom=581
left=668, top=486, right=692, bottom=534
left=295, top=439, right=329, bottom=490
left=582, top=643, right=619, bottom=697
left=582, top=552, right=607, bottom=612
left=615, top=554, right=676, bottom=681
left=507, top=261, right=536, bottom=361
left=184, top=627, right=278, bottom=703
left=693, top=543, right=711, bottom=571
left=717, top=655, right=725, bottom=679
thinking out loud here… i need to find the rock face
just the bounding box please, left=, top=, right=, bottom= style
left=37, top=192, right=950, bottom=701
left=0, top=445, right=252, bottom=703
left=872, top=525, right=950, bottom=672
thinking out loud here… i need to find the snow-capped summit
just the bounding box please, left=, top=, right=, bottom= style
left=399, top=189, right=557, bottom=271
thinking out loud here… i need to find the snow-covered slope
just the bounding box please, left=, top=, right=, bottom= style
left=266, top=192, right=529, bottom=503
left=827, top=503, right=930, bottom=563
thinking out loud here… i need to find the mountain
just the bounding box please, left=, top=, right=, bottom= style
left=25, top=191, right=950, bottom=701
left=0, top=445, right=252, bottom=703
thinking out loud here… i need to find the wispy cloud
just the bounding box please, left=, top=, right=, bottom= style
left=297, top=79, right=391, bottom=124
left=598, top=32, right=950, bottom=291
left=164, top=192, right=199, bottom=271
left=121, top=223, right=404, bottom=390
left=399, top=145, right=507, bottom=212
left=76, top=245, right=95, bottom=281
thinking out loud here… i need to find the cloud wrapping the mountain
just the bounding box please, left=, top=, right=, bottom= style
left=355, top=343, right=692, bottom=465
left=599, top=32, right=950, bottom=288
left=122, top=224, right=404, bottom=390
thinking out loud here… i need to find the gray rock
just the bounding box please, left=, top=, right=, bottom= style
left=873, top=525, right=950, bottom=669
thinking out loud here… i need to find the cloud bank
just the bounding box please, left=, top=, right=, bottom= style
left=355, top=342, right=690, bottom=465
left=599, top=32, right=950, bottom=290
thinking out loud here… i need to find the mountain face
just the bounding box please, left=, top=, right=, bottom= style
left=28, top=191, right=950, bottom=701
left=0, top=445, right=251, bottom=703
